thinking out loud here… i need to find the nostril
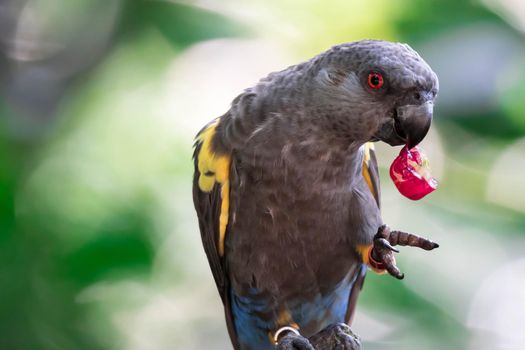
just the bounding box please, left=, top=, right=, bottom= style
left=414, top=92, right=421, bottom=101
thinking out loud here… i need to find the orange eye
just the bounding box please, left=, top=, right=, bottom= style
left=368, top=72, right=384, bottom=89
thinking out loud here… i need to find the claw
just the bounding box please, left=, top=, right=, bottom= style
left=370, top=237, right=402, bottom=278
left=372, top=239, right=403, bottom=279
left=377, top=237, right=399, bottom=253
left=389, top=230, right=439, bottom=251
left=385, top=262, right=404, bottom=280
left=370, top=224, right=438, bottom=279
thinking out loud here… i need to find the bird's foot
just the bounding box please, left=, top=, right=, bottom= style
left=370, top=224, right=439, bottom=279
left=308, top=323, right=361, bottom=350
left=276, top=332, right=315, bottom=350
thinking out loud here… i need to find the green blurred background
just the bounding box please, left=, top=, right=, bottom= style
left=1, top=0, right=525, bottom=349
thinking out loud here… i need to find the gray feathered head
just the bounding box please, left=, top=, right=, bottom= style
left=260, top=40, right=439, bottom=149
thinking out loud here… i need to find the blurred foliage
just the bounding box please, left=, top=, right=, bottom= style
left=395, top=0, right=502, bottom=40
left=1, top=0, right=525, bottom=349
left=0, top=1, right=243, bottom=349
left=119, top=0, right=250, bottom=48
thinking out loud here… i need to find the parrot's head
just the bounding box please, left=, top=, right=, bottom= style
left=308, top=40, right=438, bottom=149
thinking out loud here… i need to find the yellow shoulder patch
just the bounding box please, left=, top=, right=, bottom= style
left=361, top=142, right=376, bottom=198
left=195, top=119, right=231, bottom=257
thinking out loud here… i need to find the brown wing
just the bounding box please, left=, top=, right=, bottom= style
left=345, top=143, right=381, bottom=325
left=192, top=131, right=240, bottom=349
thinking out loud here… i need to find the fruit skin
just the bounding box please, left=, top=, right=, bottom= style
left=390, top=146, right=438, bottom=200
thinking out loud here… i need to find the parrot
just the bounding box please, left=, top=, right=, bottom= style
left=192, top=40, right=439, bottom=350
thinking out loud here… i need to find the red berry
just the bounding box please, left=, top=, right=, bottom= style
left=390, top=145, right=438, bottom=200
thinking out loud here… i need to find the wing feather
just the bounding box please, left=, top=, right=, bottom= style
left=346, top=143, right=381, bottom=324
left=192, top=125, right=240, bottom=349
left=192, top=141, right=226, bottom=295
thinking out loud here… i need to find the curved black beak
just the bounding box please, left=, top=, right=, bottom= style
left=395, top=101, right=433, bottom=149
left=374, top=101, right=433, bottom=148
